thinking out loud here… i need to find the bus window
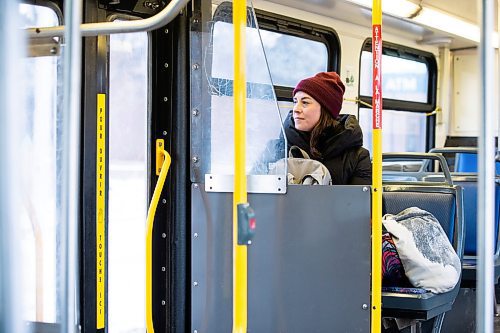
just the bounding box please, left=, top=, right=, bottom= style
left=358, top=107, right=427, bottom=152
left=358, top=41, right=437, bottom=153
left=258, top=29, right=330, bottom=120
left=109, top=30, right=148, bottom=332
left=18, top=3, right=60, bottom=325
left=251, top=9, right=341, bottom=118
left=359, top=52, right=429, bottom=103
left=258, top=30, right=328, bottom=88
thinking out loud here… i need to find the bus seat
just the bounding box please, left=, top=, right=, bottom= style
left=381, top=184, right=464, bottom=329
left=459, top=178, right=500, bottom=285
left=427, top=148, right=500, bottom=285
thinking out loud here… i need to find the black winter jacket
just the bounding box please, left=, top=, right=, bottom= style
left=284, top=111, right=372, bottom=185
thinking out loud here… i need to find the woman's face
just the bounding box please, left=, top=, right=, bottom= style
left=293, top=91, right=321, bottom=132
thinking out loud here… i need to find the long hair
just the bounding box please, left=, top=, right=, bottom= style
left=310, top=107, right=339, bottom=158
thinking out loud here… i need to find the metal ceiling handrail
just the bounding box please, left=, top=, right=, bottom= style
left=27, top=0, right=190, bottom=38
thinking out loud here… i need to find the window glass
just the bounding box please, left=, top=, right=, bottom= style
left=359, top=51, right=429, bottom=103
left=19, top=4, right=59, bottom=28
left=212, top=22, right=328, bottom=88
left=359, top=107, right=427, bottom=153
left=18, top=3, right=60, bottom=324
left=259, top=29, right=328, bottom=87
left=109, top=30, right=148, bottom=333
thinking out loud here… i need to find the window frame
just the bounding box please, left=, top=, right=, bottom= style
left=358, top=39, right=437, bottom=112
left=358, top=39, right=438, bottom=150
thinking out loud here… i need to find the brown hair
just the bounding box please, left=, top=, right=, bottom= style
left=310, top=107, right=339, bottom=158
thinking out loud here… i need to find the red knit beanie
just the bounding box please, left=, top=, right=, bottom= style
left=293, top=72, right=345, bottom=118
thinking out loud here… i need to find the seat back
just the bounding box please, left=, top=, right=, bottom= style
left=457, top=180, right=480, bottom=256
left=451, top=177, right=500, bottom=256
left=429, top=146, right=500, bottom=175
left=428, top=148, right=500, bottom=258
left=497, top=182, right=500, bottom=255
left=455, top=153, right=477, bottom=172
left=382, top=185, right=464, bottom=258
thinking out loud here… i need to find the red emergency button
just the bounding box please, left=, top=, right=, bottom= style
left=249, top=217, right=256, bottom=230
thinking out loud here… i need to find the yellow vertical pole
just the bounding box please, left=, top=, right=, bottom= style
left=233, top=1, right=248, bottom=333
left=371, top=1, right=383, bottom=332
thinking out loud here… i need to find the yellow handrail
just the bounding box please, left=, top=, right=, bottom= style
left=146, top=141, right=172, bottom=333
left=371, top=1, right=383, bottom=333
left=233, top=0, right=248, bottom=332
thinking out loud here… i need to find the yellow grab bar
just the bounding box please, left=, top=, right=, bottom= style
left=146, top=139, right=171, bottom=333
left=233, top=0, right=248, bottom=332
left=371, top=1, right=383, bottom=332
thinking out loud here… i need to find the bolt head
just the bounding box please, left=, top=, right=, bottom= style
left=194, top=232, right=198, bottom=238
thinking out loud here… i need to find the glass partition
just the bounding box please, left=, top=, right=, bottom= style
left=191, top=1, right=286, bottom=193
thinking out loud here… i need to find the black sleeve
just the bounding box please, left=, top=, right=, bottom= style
left=348, top=148, right=372, bottom=185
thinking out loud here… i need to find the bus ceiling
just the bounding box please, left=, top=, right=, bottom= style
left=255, top=0, right=491, bottom=50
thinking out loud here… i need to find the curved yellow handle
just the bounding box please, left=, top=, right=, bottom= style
left=146, top=145, right=171, bottom=333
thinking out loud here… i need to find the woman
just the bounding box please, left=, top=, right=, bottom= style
left=285, top=71, right=372, bottom=185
